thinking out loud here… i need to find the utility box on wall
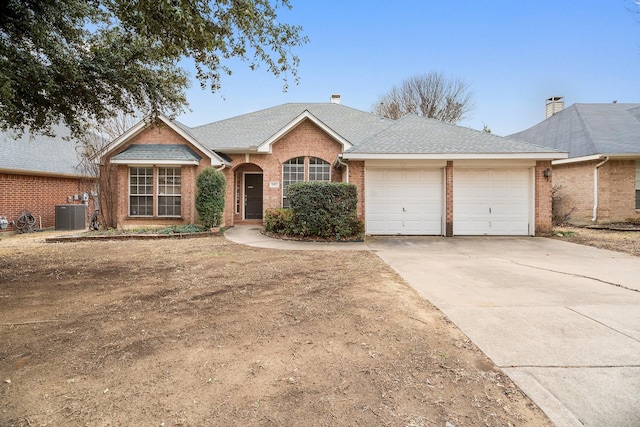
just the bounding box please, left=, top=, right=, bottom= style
left=55, top=205, right=86, bottom=230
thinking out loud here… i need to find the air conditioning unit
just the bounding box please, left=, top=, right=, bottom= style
left=55, top=205, right=86, bottom=230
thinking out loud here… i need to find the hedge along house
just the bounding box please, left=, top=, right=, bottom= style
left=98, top=99, right=566, bottom=236
left=0, top=124, right=93, bottom=234
left=510, top=100, right=640, bottom=225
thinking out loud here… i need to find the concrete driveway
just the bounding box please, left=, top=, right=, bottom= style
left=367, top=236, right=640, bottom=427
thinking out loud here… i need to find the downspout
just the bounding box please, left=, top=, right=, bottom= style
left=336, top=155, right=349, bottom=183
left=591, top=156, right=609, bottom=222
left=215, top=164, right=226, bottom=171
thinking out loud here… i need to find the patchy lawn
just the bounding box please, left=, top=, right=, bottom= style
left=552, top=225, right=640, bottom=256
left=0, top=232, right=551, bottom=426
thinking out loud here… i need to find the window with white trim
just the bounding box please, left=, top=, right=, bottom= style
left=130, top=167, right=153, bottom=216
left=158, top=167, right=181, bottom=216
left=308, top=157, right=331, bottom=182
left=129, top=166, right=182, bottom=217
left=282, top=157, right=305, bottom=208
left=636, top=161, right=640, bottom=209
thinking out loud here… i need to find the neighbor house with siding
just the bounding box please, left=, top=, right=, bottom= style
left=98, top=98, right=566, bottom=236
left=510, top=99, right=640, bottom=225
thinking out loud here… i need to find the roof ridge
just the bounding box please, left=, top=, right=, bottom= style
left=188, top=102, right=374, bottom=129
left=573, top=104, right=598, bottom=154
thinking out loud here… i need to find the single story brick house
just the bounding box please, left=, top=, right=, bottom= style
left=0, top=124, right=92, bottom=234
left=510, top=100, right=640, bottom=225
left=98, top=99, right=566, bottom=236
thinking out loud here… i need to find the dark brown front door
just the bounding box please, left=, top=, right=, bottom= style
left=244, top=174, right=263, bottom=220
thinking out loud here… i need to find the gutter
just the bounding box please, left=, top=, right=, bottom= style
left=335, top=155, right=349, bottom=183
left=592, top=156, right=610, bottom=222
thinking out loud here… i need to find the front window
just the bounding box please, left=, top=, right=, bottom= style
left=308, top=157, right=331, bottom=182
left=282, top=157, right=305, bottom=208
left=129, top=166, right=181, bottom=217
left=130, top=167, right=153, bottom=216
left=158, top=167, right=181, bottom=217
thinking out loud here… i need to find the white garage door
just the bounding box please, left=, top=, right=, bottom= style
left=366, top=169, right=443, bottom=235
left=454, top=169, right=531, bottom=235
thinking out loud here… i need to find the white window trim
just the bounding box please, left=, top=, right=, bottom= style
left=157, top=167, right=182, bottom=218
left=129, top=166, right=154, bottom=217
left=128, top=165, right=183, bottom=218
left=308, top=157, right=331, bottom=182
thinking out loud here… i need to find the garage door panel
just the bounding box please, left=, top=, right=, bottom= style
left=366, top=169, right=443, bottom=235
left=454, top=169, right=531, bottom=236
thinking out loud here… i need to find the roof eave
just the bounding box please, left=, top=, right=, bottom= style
left=0, top=167, right=90, bottom=179
left=110, top=159, right=201, bottom=166
left=342, top=152, right=567, bottom=161
left=552, top=153, right=640, bottom=165
left=256, top=110, right=353, bottom=153
left=98, top=114, right=227, bottom=166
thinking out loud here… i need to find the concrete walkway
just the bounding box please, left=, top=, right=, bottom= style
left=224, top=224, right=370, bottom=251
left=225, top=226, right=640, bottom=426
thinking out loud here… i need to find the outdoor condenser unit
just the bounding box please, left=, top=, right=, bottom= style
left=55, top=205, right=86, bottom=231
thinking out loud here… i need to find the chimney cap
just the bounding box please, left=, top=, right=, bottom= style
left=330, top=94, right=341, bottom=104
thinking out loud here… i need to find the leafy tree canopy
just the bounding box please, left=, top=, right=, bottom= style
left=0, top=0, right=307, bottom=138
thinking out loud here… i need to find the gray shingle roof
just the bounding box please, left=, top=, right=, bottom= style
left=509, top=103, right=640, bottom=158
left=176, top=103, right=560, bottom=157
left=112, top=144, right=202, bottom=162
left=347, top=114, right=561, bottom=154
left=0, top=124, right=85, bottom=176
left=185, top=103, right=393, bottom=150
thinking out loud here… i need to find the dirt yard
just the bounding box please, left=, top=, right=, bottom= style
left=552, top=225, right=640, bottom=257
left=0, top=231, right=554, bottom=426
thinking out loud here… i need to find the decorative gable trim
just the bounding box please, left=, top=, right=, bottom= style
left=97, top=114, right=230, bottom=166
left=256, top=110, right=353, bottom=153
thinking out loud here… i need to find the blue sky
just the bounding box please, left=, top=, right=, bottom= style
left=176, top=0, right=640, bottom=136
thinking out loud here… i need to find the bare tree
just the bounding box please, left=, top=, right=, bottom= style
left=373, top=72, right=474, bottom=123
left=76, top=111, right=142, bottom=229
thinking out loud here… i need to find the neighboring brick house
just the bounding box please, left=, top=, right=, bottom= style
left=99, top=99, right=566, bottom=236
left=0, top=124, right=93, bottom=234
left=510, top=101, right=640, bottom=225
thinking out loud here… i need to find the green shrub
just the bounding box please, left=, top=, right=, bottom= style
left=264, top=208, right=295, bottom=235
left=195, top=167, right=226, bottom=228
left=286, top=181, right=363, bottom=240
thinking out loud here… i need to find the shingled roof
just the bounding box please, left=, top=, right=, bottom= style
left=0, top=124, right=86, bottom=177
left=111, top=144, right=202, bottom=164
left=184, top=103, right=392, bottom=151
left=346, top=114, right=560, bottom=155
left=509, top=103, right=640, bottom=158
left=175, top=103, right=562, bottom=160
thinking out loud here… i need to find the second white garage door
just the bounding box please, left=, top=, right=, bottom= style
left=454, top=169, right=531, bottom=235
left=366, top=168, right=443, bottom=235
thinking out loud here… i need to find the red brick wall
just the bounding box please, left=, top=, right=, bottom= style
left=553, top=159, right=640, bottom=224
left=0, top=172, right=90, bottom=233
left=445, top=161, right=454, bottom=236
left=222, top=119, right=345, bottom=226
left=535, top=161, right=553, bottom=236
left=101, top=124, right=212, bottom=229
left=348, top=161, right=365, bottom=220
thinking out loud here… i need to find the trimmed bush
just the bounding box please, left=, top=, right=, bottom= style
left=195, top=167, right=226, bottom=228
left=286, top=181, right=363, bottom=240
left=264, top=208, right=295, bottom=235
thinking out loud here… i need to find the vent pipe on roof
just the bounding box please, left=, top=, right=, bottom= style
left=545, top=96, right=564, bottom=119
left=330, top=94, right=341, bottom=104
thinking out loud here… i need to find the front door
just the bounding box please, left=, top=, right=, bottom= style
left=244, top=174, right=263, bottom=220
